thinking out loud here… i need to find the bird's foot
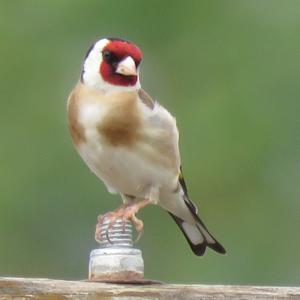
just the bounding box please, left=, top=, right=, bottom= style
left=95, top=199, right=151, bottom=243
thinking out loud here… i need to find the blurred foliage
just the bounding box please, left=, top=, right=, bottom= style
left=0, top=0, right=299, bottom=285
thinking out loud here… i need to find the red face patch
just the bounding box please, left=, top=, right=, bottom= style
left=99, top=40, right=143, bottom=87
left=105, top=40, right=142, bottom=63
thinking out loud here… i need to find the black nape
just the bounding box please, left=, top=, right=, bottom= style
left=84, top=43, right=95, bottom=60
left=107, top=37, right=128, bottom=42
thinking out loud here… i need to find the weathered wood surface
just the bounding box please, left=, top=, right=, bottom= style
left=0, top=277, right=299, bottom=299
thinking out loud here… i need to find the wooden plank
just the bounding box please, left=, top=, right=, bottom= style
left=0, top=277, right=299, bottom=299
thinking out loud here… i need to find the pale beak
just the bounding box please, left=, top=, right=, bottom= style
left=115, top=56, right=137, bottom=76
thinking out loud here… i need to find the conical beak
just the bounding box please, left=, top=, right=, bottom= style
left=115, top=56, right=137, bottom=76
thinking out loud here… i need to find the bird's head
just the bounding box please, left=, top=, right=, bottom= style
left=81, top=37, right=143, bottom=92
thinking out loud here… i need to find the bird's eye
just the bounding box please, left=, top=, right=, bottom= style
left=135, top=60, right=141, bottom=67
left=102, top=50, right=112, bottom=61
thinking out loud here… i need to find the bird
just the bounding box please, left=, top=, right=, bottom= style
left=67, top=37, right=226, bottom=256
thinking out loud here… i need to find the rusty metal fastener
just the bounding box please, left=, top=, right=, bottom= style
left=88, top=218, right=144, bottom=282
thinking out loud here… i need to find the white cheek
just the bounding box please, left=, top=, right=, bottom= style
left=82, top=57, right=102, bottom=88
left=83, top=39, right=109, bottom=88
left=83, top=70, right=101, bottom=87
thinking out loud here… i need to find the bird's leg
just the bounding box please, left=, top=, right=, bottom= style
left=127, top=187, right=160, bottom=240
left=122, top=198, right=151, bottom=239
left=95, top=199, right=151, bottom=243
left=131, top=214, right=144, bottom=243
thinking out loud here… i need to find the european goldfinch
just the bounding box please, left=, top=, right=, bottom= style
left=67, top=37, right=226, bottom=256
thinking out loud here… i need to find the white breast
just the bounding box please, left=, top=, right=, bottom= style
left=76, top=93, right=179, bottom=198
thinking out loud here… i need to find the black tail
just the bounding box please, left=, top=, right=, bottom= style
left=169, top=212, right=226, bottom=256
left=170, top=167, right=226, bottom=256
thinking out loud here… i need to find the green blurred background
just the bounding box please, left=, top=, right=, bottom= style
left=0, top=0, right=299, bottom=286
